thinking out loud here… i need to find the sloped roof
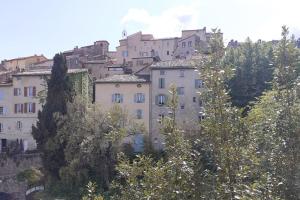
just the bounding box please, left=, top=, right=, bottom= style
left=95, top=74, right=149, bottom=83
left=13, top=69, right=88, bottom=76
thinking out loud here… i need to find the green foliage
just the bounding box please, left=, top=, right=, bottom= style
left=32, top=53, right=74, bottom=178
left=226, top=38, right=275, bottom=107
left=111, top=86, right=196, bottom=200
left=16, top=167, right=44, bottom=187
left=82, top=182, right=104, bottom=200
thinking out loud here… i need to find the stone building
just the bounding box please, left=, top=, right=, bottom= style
left=0, top=69, right=91, bottom=152
left=0, top=55, right=47, bottom=71
left=115, top=27, right=219, bottom=72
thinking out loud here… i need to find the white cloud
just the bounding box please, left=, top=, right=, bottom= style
left=121, top=0, right=300, bottom=41
left=121, top=1, right=201, bottom=38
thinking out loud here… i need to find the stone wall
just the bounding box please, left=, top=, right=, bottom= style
left=0, top=153, right=41, bottom=199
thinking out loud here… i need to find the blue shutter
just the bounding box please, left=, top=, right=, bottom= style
left=120, top=94, right=124, bottom=103
left=134, top=93, right=137, bottom=103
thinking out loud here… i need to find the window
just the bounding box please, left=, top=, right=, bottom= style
left=195, top=79, right=203, bottom=88
left=160, top=70, right=165, bottom=75
left=122, top=51, right=128, bottom=57
left=136, top=109, right=143, bottom=119
left=0, top=107, right=3, bottom=115
left=156, top=94, right=167, bottom=106
left=158, top=113, right=165, bottom=124
left=198, top=115, right=205, bottom=122
left=17, top=121, right=22, bottom=130
left=177, top=87, right=184, bottom=95
left=182, top=42, right=186, bottom=48
left=158, top=78, right=165, bottom=89
left=15, top=104, right=23, bottom=113
left=17, top=76, right=21, bottom=80
left=199, top=99, right=203, bottom=107
left=193, top=97, right=196, bottom=102
left=188, top=41, right=192, bottom=47
left=133, top=134, right=144, bottom=152
left=112, top=93, right=123, bottom=103
left=134, top=93, right=145, bottom=103
left=179, top=70, right=184, bottom=77
left=26, top=103, right=36, bottom=113
left=0, top=91, right=4, bottom=100
left=180, top=104, right=185, bottom=109
left=14, top=88, right=21, bottom=96
left=24, top=87, right=36, bottom=97
left=167, top=51, right=169, bottom=55
left=0, top=123, right=3, bottom=132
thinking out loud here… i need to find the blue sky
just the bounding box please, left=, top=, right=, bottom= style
left=0, top=0, right=299, bottom=60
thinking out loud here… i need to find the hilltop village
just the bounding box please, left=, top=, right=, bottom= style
left=0, top=27, right=213, bottom=152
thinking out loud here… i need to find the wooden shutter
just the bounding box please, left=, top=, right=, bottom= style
left=142, top=94, right=145, bottom=103
left=134, top=94, right=137, bottom=103
left=120, top=94, right=123, bottom=103
left=24, top=103, right=28, bottom=113
left=155, top=95, right=159, bottom=105
left=21, top=104, right=23, bottom=113
left=112, top=94, right=115, bottom=103
left=32, top=103, right=36, bottom=113
left=24, top=87, right=27, bottom=97
left=162, top=78, right=165, bottom=88
left=14, top=88, right=17, bottom=96
left=14, top=104, right=17, bottom=113
left=33, top=87, right=36, bottom=96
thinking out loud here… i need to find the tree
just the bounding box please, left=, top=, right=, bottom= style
left=32, top=53, right=73, bottom=179
left=226, top=38, right=275, bottom=108
left=197, top=29, right=265, bottom=199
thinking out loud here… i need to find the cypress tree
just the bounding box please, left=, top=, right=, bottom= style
left=32, top=53, right=73, bottom=179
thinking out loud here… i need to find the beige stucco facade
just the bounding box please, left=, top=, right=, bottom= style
left=95, top=76, right=150, bottom=133
left=0, top=75, right=45, bottom=152
left=150, top=61, right=204, bottom=149
left=0, top=69, right=90, bottom=152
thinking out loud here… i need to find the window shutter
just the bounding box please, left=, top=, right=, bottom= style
left=120, top=95, right=123, bottom=103
left=155, top=95, right=159, bottom=105
left=162, top=78, right=165, bottom=88
left=14, top=104, right=17, bottom=113
left=164, top=95, right=168, bottom=104
left=14, top=88, right=17, bottom=96
left=21, top=104, right=23, bottom=113
left=33, top=87, right=36, bottom=96
left=32, top=103, right=36, bottom=113
left=134, top=94, right=137, bottom=103
left=24, top=103, right=28, bottom=113
left=24, top=87, right=27, bottom=97
left=142, top=94, right=145, bottom=103
left=112, top=94, right=115, bottom=102
left=195, top=80, right=197, bottom=88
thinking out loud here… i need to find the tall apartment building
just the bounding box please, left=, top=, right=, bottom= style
left=0, top=55, right=48, bottom=71
left=0, top=69, right=91, bottom=153
left=150, top=59, right=204, bottom=149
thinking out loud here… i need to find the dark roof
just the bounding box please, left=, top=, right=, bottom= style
left=95, top=74, right=149, bottom=83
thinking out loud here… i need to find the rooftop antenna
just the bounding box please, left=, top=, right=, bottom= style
left=122, top=29, right=127, bottom=38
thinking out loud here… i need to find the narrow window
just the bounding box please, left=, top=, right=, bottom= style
left=17, top=121, right=22, bottom=130
left=135, top=93, right=145, bottom=103
left=160, top=70, right=165, bottom=75
left=177, top=87, right=184, bottom=95
left=193, top=97, right=196, bottom=102
left=0, top=107, right=3, bottom=115
left=195, top=79, right=203, bottom=88
left=136, top=109, right=143, bottom=119
left=158, top=78, right=165, bottom=89
left=179, top=70, right=184, bottom=77
left=112, top=93, right=123, bottom=103
left=182, top=42, right=186, bottom=48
